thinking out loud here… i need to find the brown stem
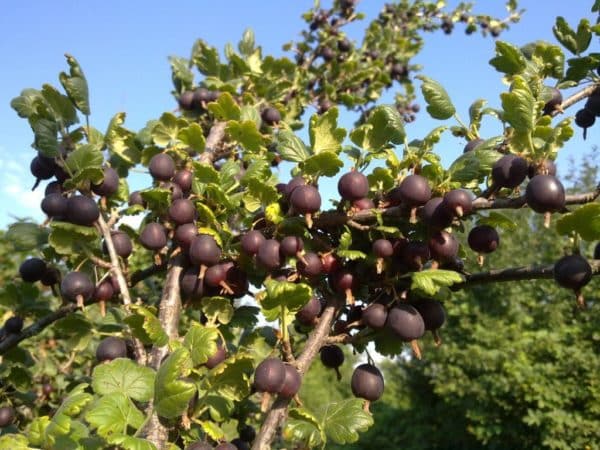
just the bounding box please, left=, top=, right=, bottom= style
left=553, top=83, right=599, bottom=115
left=96, top=214, right=147, bottom=365
left=0, top=304, right=80, bottom=355
left=454, top=259, right=600, bottom=289
left=198, top=121, right=227, bottom=165
left=252, top=296, right=340, bottom=450
left=141, top=255, right=185, bottom=448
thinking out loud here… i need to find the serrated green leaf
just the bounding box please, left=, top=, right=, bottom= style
left=202, top=297, right=234, bottom=325
left=469, top=99, right=487, bottom=126
left=417, top=76, right=455, bottom=120
left=411, top=269, right=464, bottom=296
left=31, top=118, right=59, bottom=156
left=46, top=384, right=93, bottom=437
left=240, top=105, right=261, bottom=127
left=92, top=358, right=155, bottom=402
left=285, top=407, right=325, bottom=448
left=309, top=108, right=346, bottom=154
left=106, top=112, right=141, bottom=167
left=302, top=152, right=344, bottom=177
left=59, top=54, right=90, bottom=115
left=447, top=143, right=502, bottom=183
left=192, top=162, right=220, bottom=185
left=192, top=40, right=221, bottom=76
left=576, top=19, right=592, bottom=54
left=477, top=212, right=518, bottom=231
left=277, top=130, right=311, bottom=162
left=200, top=421, right=225, bottom=441
left=321, top=398, right=374, bottom=444
left=263, top=280, right=312, bottom=311
left=205, top=353, right=254, bottom=401
left=207, top=92, right=240, bottom=121
left=244, top=178, right=279, bottom=212
left=0, top=434, right=29, bottom=450
left=531, top=41, right=565, bottom=79
left=48, top=221, right=98, bottom=254
left=10, top=88, right=43, bottom=119
left=336, top=250, right=367, bottom=260
left=140, top=188, right=171, bottom=212
left=169, top=56, right=194, bottom=93
left=203, top=395, right=235, bottom=423
left=128, top=306, right=168, bottom=346
left=152, top=112, right=181, bottom=146
left=108, top=436, right=157, bottom=450
left=154, top=348, right=196, bottom=419
left=555, top=203, right=600, bottom=241
left=226, top=120, right=263, bottom=151
left=6, top=221, right=48, bottom=251
left=553, top=17, right=578, bottom=54
left=28, top=416, right=51, bottom=446
left=183, top=324, right=219, bottom=366
left=500, top=76, right=535, bottom=134
left=489, top=41, right=527, bottom=75
left=238, top=28, right=256, bottom=56
left=178, top=123, right=206, bottom=153
left=41, top=84, right=78, bottom=127
left=350, top=105, right=405, bottom=152
left=86, top=392, right=144, bottom=438
left=65, top=143, right=104, bottom=186
left=565, top=54, right=600, bottom=82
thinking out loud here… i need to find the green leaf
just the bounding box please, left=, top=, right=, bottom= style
left=285, top=407, right=325, bottom=448
left=575, top=19, right=592, bottom=54
left=183, top=324, right=219, bottom=366
left=309, top=108, right=346, bottom=154
left=46, top=384, right=93, bottom=437
left=244, top=178, right=279, bottom=212
left=59, top=54, right=90, bottom=115
left=477, top=212, right=518, bottom=231
left=49, top=221, right=98, bottom=255
left=107, top=436, right=157, bottom=450
left=302, top=152, right=344, bottom=177
left=240, top=105, right=261, bottom=127
left=154, top=348, right=196, bottom=419
left=92, top=358, right=155, bottom=402
left=105, top=112, right=141, bottom=167
left=411, top=270, right=464, bottom=296
left=350, top=105, right=406, bottom=151
left=226, top=120, right=264, bottom=151
left=205, top=353, right=254, bottom=401
left=192, top=40, right=221, bottom=76
left=417, top=76, right=456, bottom=120
left=192, top=162, right=220, bottom=185
left=10, top=88, right=43, bottom=118
left=500, top=76, right=535, bottom=134
left=86, top=392, right=144, bottom=438
left=238, top=28, right=256, bottom=56
left=202, top=297, right=234, bottom=325
left=0, top=434, right=29, bottom=450
left=531, top=41, right=565, bottom=79
left=65, top=143, right=104, bottom=187
left=200, top=421, right=225, bottom=441
left=555, top=203, right=600, bottom=241
left=321, top=398, right=374, bottom=444
left=263, top=280, right=312, bottom=312
left=178, top=123, right=206, bottom=153
left=28, top=416, right=52, bottom=446
left=207, top=92, right=240, bottom=121
left=169, top=56, right=194, bottom=93
left=448, top=143, right=503, bottom=183
left=277, top=130, right=311, bottom=162
left=6, top=221, right=48, bottom=251
left=203, top=395, right=235, bottom=422
left=31, top=118, right=59, bottom=156
left=489, top=41, right=527, bottom=75
left=565, top=54, right=600, bottom=82
left=41, top=84, right=78, bottom=127
left=152, top=112, right=182, bottom=147
left=140, top=187, right=171, bottom=212
left=126, top=306, right=168, bottom=346
left=553, top=17, right=578, bottom=54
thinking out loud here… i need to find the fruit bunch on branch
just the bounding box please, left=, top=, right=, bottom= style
left=3, top=1, right=600, bottom=450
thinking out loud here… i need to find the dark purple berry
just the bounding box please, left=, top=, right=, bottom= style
left=553, top=254, right=592, bottom=290
left=362, top=303, right=388, bottom=330
left=254, top=358, right=286, bottom=393
left=66, top=195, right=100, bottom=226
left=189, top=235, right=222, bottom=267
left=468, top=225, right=500, bottom=254
left=241, top=230, right=265, bottom=256
left=386, top=303, right=425, bottom=341
left=149, top=154, right=175, bottom=181
left=397, top=175, right=431, bottom=207
left=525, top=175, right=565, bottom=213
left=60, top=271, right=94, bottom=303
left=139, top=223, right=167, bottom=251
left=320, top=345, right=344, bottom=368
left=338, top=171, right=369, bottom=201
left=96, top=337, right=128, bottom=362
left=491, top=154, right=528, bottom=189
left=428, top=231, right=459, bottom=262
left=261, top=107, right=281, bottom=126
left=91, top=167, right=119, bottom=197
left=279, top=364, right=301, bottom=398
left=257, top=239, right=281, bottom=270
left=4, top=316, right=24, bottom=334
left=351, top=364, right=384, bottom=402
left=295, top=296, right=321, bottom=326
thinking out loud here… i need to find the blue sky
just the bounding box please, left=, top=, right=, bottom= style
left=0, top=1, right=596, bottom=228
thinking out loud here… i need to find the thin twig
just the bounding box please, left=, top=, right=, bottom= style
left=0, top=304, right=80, bottom=355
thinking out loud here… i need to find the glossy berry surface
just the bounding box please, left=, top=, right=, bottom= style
left=253, top=358, right=286, bottom=393
left=60, top=271, right=94, bottom=303
left=289, top=185, right=321, bottom=214
left=240, top=230, right=265, bottom=256
left=351, top=363, right=384, bottom=402
left=428, top=230, right=459, bottom=262
left=96, top=337, right=128, bottom=362
left=525, top=175, right=565, bottom=213
left=553, top=255, right=592, bottom=290
left=0, top=407, right=15, bottom=427
left=397, top=174, right=431, bottom=206
left=149, top=153, right=175, bottom=181
left=295, top=296, right=321, bottom=325
left=338, top=171, right=369, bottom=201
left=362, top=303, right=388, bottom=330
left=140, top=223, right=167, bottom=250
left=468, top=225, right=500, bottom=254
left=257, top=239, right=282, bottom=270
left=189, top=235, right=222, bottom=266
left=66, top=195, right=100, bottom=226
left=279, top=364, right=302, bottom=398
left=491, top=154, right=528, bottom=189
left=386, top=303, right=425, bottom=341
left=261, top=107, right=281, bottom=125
left=19, top=258, right=47, bottom=283
left=91, top=167, right=119, bottom=197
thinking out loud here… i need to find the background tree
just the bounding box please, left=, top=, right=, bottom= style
left=1, top=1, right=600, bottom=450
